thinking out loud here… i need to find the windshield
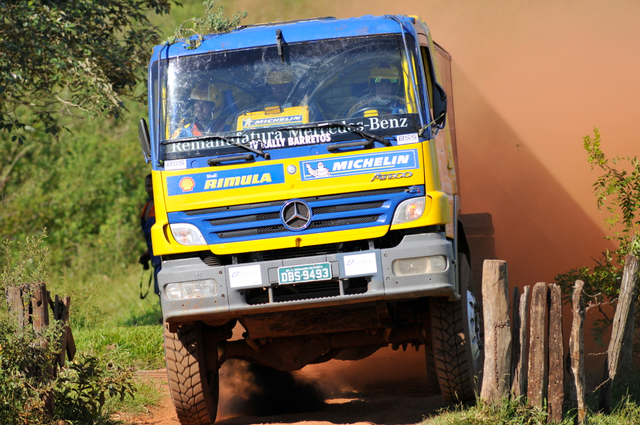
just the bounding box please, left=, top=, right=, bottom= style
left=158, top=34, right=421, bottom=160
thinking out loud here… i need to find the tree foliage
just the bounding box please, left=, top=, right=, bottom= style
left=0, top=113, right=148, bottom=278
left=555, top=128, right=640, bottom=345
left=167, top=0, right=247, bottom=47
left=0, top=0, right=172, bottom=141
left=584, top=128, right=640, bottom=253
left=0, top=0, right=176, bottom=275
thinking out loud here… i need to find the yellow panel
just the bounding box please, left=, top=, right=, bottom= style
left=389, top=190, right=451, bottom=231
left=152, top=145, right=436, bottom=256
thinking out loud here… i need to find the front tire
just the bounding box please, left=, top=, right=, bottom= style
left=164, top=323, right=219, bottom=425
left=428, top=253, right=483, bottom=402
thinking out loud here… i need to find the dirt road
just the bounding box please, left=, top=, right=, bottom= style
left=130, top=347, right=449, bottom=425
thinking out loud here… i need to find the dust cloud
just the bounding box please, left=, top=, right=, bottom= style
left=218, top=359, right=325, bottom=419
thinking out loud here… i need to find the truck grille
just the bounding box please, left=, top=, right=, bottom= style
left=173, top=187, right=422, bottom=244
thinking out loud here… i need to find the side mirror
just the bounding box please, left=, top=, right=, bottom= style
left=138, top=118, right=151, bottom=163
left=433, top=82, right=447, bottom=129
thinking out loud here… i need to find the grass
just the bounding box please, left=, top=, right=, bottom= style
left=75, top=325, right=165, bottom=371
left=107, top=376, right=168, bottom=419
left=48, top=264, right=167, bottom=418
left=420, top=373, right=640, bottom=425
left=50, top=263, right=166, bottom=369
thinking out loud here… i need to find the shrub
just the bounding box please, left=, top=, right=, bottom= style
left=0, top=232, right=136, bottom=424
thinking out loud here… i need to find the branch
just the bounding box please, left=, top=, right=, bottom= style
left=0, top=142, right=36, bottom=193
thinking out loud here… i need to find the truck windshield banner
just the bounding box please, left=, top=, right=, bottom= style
left=162, top=114, right=420, bottom=161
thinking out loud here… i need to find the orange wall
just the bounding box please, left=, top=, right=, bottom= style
left=334, top=0, right=640, bottom=289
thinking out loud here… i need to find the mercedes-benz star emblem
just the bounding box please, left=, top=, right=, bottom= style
left=281, top=200, right=312, bottom=231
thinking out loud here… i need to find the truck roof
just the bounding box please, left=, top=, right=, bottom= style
left=151, top=14, right=429, bottom=62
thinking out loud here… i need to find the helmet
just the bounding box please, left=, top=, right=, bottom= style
left=266, top=67, right=295, bottom=85
left=190, top=83, right=222, bottom=105
left=369, top=62, right=400, bottom=85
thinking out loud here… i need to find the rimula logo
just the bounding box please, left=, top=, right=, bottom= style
left=204, top=173, right=273, bottom=190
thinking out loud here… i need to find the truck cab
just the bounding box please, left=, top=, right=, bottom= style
left=140, top=14, right=483, bottom=425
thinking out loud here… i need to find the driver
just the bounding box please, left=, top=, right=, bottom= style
left=349, top=62, right=406, bottom=116
left=264, top=66, right=324, bottom=121
left=172, top=83, right=221, bottom=138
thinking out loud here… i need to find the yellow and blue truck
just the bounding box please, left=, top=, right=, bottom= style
left=138, top=14, right=483, bottom=424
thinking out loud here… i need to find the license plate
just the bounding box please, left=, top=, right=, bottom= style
left=277, top=262, right=331, bottom=285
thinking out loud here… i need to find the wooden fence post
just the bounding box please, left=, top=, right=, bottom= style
left=599, top=252, right=639, bottom=413
left=57, top=296, right=76, bottom=367
left=511, top=285, right=530, bottom=399
left=31, top=283, right=50, bottom=336
left=4, top=282, right=75, bottom=415
left=481, top=260, right=511, bottom=404
left=527, top=282, right=548, bottom=409
left=6, top=285, right=25, bottom=328
left=569, top=280, right=587, bottom=424
left=547, top=283, right=564, bottom=423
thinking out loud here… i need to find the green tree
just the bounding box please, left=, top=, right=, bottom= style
left=0, top=0, right=174, bottom=193
left=168, top=0, right=247, bottom=47
left=0, top=0, right=176, bottom=273
left=584, top=128, right=640, bottom=251
left=556, top=128, right=640, bottom=345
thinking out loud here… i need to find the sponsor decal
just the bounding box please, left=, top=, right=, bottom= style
left=164, top=115, right=417, bottom=160
left=166, top=164, right=285, bottom=196
left=371, top=171, right=414, bottom=182
left=287, top=132, right=331, bottom=146
left=305, top=162, right=331, bottom=178
left=229, top=264, right=263, bottom=288
left=343, top=252, right=378, bottom=276
left=242, top=115, right=304, bottom=129
left=179, top=177, right=195, bottom=192
left=165, top=159, right=187, bottom=170
left=396, top=133, right=419, bottom=145
left=300, top=149, right=419, bottom=181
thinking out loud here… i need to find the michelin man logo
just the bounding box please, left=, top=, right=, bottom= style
left=242, top=117, right=254, bottom=128
left=305, top=162, right=331, bottom=178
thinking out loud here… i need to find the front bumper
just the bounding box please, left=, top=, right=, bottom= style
left=159, top=232, right=456, bottom=325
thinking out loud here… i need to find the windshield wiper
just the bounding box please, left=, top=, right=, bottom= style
left=161, top=134, right=270, bottom=160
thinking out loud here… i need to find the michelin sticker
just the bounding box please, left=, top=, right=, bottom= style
left=300, top=149, right=419, bottom=181
left=166, top=164, right=285, bottom=196
left=242, top=114, right=304, bottom=129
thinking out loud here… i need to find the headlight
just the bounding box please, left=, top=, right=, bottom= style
left=392, top=197, right=425, bottom=224
left=392, top=255, right=448, bottom=276
left=170, top=223, right=207, bottom=245
left=165, top=279, right=217, bottom=300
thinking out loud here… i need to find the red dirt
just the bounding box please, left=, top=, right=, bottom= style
left=126, top=348, right=449, bottom=425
